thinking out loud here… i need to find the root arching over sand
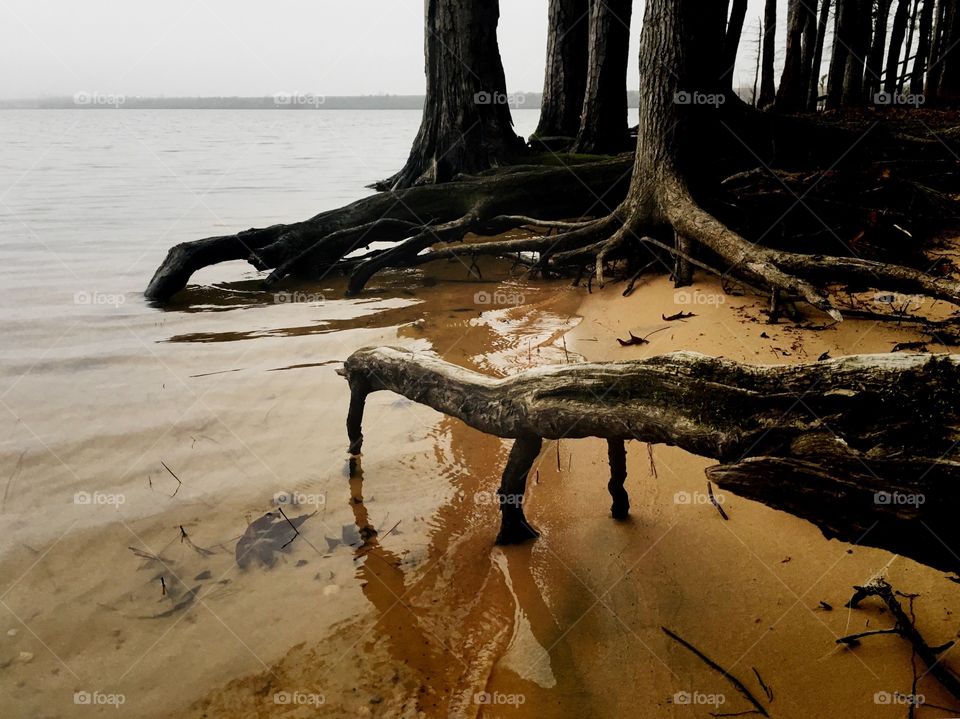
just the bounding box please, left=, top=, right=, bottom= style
left=340, top=346, right=960, bottom=572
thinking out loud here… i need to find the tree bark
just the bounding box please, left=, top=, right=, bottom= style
left=807, top=0, right=833, bottom=109
left=776, top=0, right=816, bottom=111
left=911, top=0, right=937, bottom=94
left=534, top=0, right=590, bottom=140
left=723, top=0, right=749, bottom=93
left=759, top=0, right=778, bottom=107
left=841, top=0, right=872, bottom=104
left=572, top=0, right=634, bottom=154
left=925, top=0, right=948, bottom=99
left=937, top=0, right=960, bottom=102
left=380, top=0, right=524, bottom=190
left=885, top=0, right=912, bottom=94
left=341, top=347, right=960, bottom=571
left=865, top=0, right=893, bottom=100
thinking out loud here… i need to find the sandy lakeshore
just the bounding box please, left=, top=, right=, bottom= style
left=2, top=260, right=959, bottom=718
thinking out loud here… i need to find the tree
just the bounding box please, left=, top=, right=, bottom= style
left=723, top=0, right=749, bottom=94
left=534, top=0, right=590, bottom=140
left=807, top=0, right=833, bottom=109
left=911, top=0, right=937, bottom=94
left=572, top=0, right=634, bottom=154
left=776, top=0, right=816, bottom=111
left=935, top=0, right=960, bottom=101
left=865, top=0, right=893, bottom=100
left=379, top=0, right=524, bottom=190
left=884, top=0, right=912, bottom=94
left=841, top=0, right=872, bottom=104
left=759, top=0, right=778, bottom=107
left=926, top=0, right=948, bottom=100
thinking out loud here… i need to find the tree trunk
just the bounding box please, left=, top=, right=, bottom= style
left=380, top=0, right=524, bottom=190
left=865, top=0, right=893, bottom=100
left=572, top=0, right=634, bottom=154
left=723, top=0, right=749, bottom=93
left=776, top=0, right=816, bottom=111
left=807, top=0, right=833, bottom=109
left=885, top=0, right=912, bottom=94
left=534, top=0, right=590, bottom=140
left=827, top=0, right=850, bottom=107
left=841, top=0, right=872, bottom=104
left=925, top=0, right=948, bottom=99
left=341, top=347, right=960, bottom=572
left=759, top=0, right=778, bottom=107
left=911, top=0, right=937, bottom=94
left=937, top=0, right=960, bottom=102
left=900, top=0, right=922, bottom=92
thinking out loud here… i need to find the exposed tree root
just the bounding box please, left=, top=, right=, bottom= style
left=840, top=578, right=960, bottom=703
left=339, top=347, right=960, bottom=570
left=144, top=156, right=632, bottom=302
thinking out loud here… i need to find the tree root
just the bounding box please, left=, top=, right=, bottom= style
left=841, top=578, right=960, bottom=703
left=144, top=156, right=632, bottom=302
left=339, top=347, right=960, bottom=570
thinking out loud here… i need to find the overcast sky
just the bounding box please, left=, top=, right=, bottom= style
left=0, top=0, right=781, bottom=100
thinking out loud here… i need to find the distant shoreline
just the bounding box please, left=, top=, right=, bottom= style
left=0, top=92, right=645, bottom=110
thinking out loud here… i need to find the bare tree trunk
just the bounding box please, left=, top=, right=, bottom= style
left=724, top=0, right=749, bottom=93
left=900, top=0, right=922, bottom=92
left=776, top=0, right=816, bottom=110
left=753, top=20, right=763, bottom=105
left=911, top=0, right=937, bottom=93
left=807, top=0, right=833, bottom=109
left=534, top=0, right=590, bottom=140
left=936, top=0, right=960, bottom=101
left=759, top=0, right=778, bottom=107
left=827, top=0, right=850, bottom=107
left=381, top=0, right=523, bottom=190
left=572, top=0, right=634, bottom=154
left=885, top=0, right=912, bottom=93
left=866, top=0, right=893, bottom=99
left=841, top=0, right=872, bottom=103
left=925, top=0, right=948, bottom=99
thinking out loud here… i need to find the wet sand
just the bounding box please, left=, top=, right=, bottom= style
left=3, top=260, right=959, bottom=718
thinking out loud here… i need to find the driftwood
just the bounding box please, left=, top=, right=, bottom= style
left=339, top=347, right=960, bottom=570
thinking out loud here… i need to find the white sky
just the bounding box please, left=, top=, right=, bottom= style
left=0, top=0, right=781, bottom=99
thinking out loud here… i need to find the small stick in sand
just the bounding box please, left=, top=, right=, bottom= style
left=160, top=461, right=182, bottom=497
left=708, top=481, right=729, bottom=520
left=662, top=626, right=769, bottom=717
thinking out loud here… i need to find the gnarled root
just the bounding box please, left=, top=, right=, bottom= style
left=339, top=346, right=960, bottom=569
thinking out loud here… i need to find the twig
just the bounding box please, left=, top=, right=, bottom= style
left=662, top=626, right=769, bottom=717
left=277, top=506, right=303, bottom=550
left=752, top=667, right=773, bottom=702
left=160, top=461, right=182, bottom=498
left=845, top=579, right=960, bottom=702
left=647, top=443, right=658, bottom=478
left=708, top=481, right=729, bottom=520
